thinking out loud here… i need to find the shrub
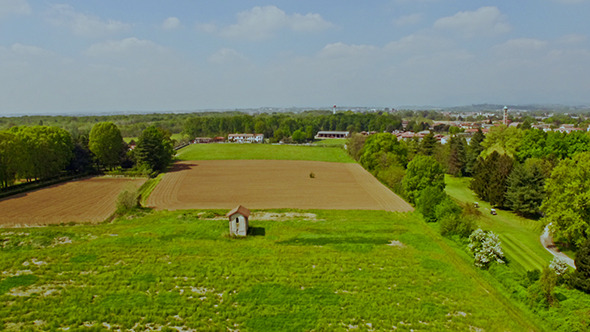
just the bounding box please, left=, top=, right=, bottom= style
left=375, top=165, right=405, bottom=195
left=526, top=269, right=541, bottom=284
left=116, top=189, right=139, bottom=214
left=468, top=229, right=505, bottom=268
left=416, top=186, right=446, bottom=223
left=540, top=267, right=558, bottom=307
left=549, top=257, right=569, bottom=277
left=440, top=214, right=476, bottom=238
left=461, top=201, right=482, bottom=218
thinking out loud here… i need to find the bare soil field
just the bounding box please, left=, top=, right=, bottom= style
left=147, top=160, right=413, bottom=212
left=0, top=177, right=146, bottom=227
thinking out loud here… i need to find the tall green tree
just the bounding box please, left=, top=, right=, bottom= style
left=465, top=128, right=485, bottom=176
left=541, top=151, right=590, bottom=246
left=565, top=130, right=590, bottom=158
left=346, top=133, right=366, bottom=161
left=89, top=122, right=124, bottom=169
left=516, top=128, right=547, bottom=161
left=402, top=155, right=445, bottom=204
left=419, top=132, right=438, bottom=156
left=505, top=158, right=549, bottom=218
left=134, top=126, right=175, bottom=173
left=416, top=186, right=447, bottom=222
left=9, top=126, right=74, bottom=181
left=480, top=125, right=522, bottom=159
left=573, top=239, right=590, bottom=293
left=471, top=151, right=513, bottom=207
left=0, top=131, right=20, bottom=188
left=359, top=133, right=407, bottom=172
left=447, top=135, right=467, bottom=176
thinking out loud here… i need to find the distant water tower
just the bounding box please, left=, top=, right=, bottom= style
left=333, top=105, right=336, bottom=115
left=503, top=106, right=508, bottom=126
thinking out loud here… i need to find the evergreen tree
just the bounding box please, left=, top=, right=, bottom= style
left=573, top=239, right=590, bottom=293
left=505, top=158, right=548, bottom=217
left=470, top=151, right=513, bottom=207
left=419, top=132, right=438, bottom=156
left=447, top=135, right=467, bottom=176
left=465, top=128, right=485, bottom=175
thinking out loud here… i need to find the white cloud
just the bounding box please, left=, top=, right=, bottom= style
left=434, top=6, right=511, bottom=38
left=385, top=33, right=453, bottom=54
left=289, top=12, right=333, bottom=32
left=493, top=38, right=548, bottom=54
left=558, top=34, right=587, bottom=44
left=85, top=37, right=167, bottom=58
left=11, top=43, right=51, bottom=56
left=319, top=42, right=378, bottom=59
left=394, top=13, right=422, bottom=27
left=205, top=6, right=332, bottom=41
left=161, top=17, right=180, bottom=30
left=551, top=0, right=587, bottom=3
left=208, top=48, right=248, bottom=65
left=46, top=4, right=131, bottom=37
left=0, top=0, right=31, bottom=19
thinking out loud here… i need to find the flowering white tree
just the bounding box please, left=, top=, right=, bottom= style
left=468, top=228, right=505, bottom=268
left=549, top=257, right=569, bottom=276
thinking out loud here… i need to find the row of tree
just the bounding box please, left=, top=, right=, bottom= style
left=182, top=111, right=407, bottom=142
left=0, top=122, right=175, bottom=189
left=0, top=126, right=74, bottom=187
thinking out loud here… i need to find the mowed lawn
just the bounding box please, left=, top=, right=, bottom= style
left=444, top=175, right=553, bottom=273
left=0, top=209, right=541, bottom=331
left=176, top=143, right=354, bottom=163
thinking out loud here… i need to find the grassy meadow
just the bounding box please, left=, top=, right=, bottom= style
left=4, top=143, right=590, bottom=331
left=444, top=175, right=553, bottom=273
left=0, top=209, right=541, bottom=331
left=176, top=143, right=354, bottom=163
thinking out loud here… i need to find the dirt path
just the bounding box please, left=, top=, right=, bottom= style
left=540, top=224, right=576, bottom=269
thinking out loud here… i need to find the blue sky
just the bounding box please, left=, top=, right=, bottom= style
left=1, top=0, right=589, bottom=114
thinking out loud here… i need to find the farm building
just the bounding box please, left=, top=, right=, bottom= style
left=314, top=131, right=350, bottom=139
left=193, top=137, right=212, bottom=144
left=226, top=205, right=250, bottom=236
left=228, top=133, right=264, bottom=143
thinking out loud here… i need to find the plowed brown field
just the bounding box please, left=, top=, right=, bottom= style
left=0, top=177, right=146, bottom=226
left=147, top=160, right=413, bottom=212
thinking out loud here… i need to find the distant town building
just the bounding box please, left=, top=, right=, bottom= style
left=314, top=131, right=350, bottom=139
left=193, top=137, right=212, bottom=144
left=228, top=133, right=264, bottom=143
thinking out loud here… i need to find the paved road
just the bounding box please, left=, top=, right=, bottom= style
left=540, top=224, right=576, bottom=269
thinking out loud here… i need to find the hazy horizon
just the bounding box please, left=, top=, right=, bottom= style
left=1, top=1, right=589, bottom=115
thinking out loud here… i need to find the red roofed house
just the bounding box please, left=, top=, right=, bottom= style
left=226, top=205, right=250, bottom=236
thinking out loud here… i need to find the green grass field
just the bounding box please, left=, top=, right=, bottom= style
left=176, top=143, right=354, bottom=163
left=3, top=143, right=589, bottom=331
left=0, top=209, right=541, bottom=331
left=312, top=138, right=347, bottom=147
left=444, top=175, right=554, bottom=273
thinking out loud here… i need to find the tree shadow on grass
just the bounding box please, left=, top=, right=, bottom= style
left=166, top=163, right=198, bottom=173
